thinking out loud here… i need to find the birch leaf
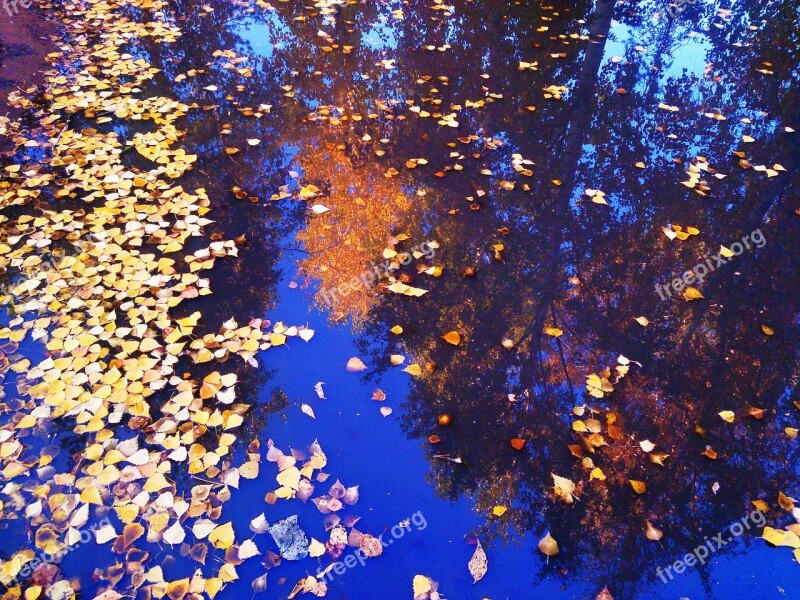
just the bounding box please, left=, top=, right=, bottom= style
left=467, top=539, right=488, bottom=583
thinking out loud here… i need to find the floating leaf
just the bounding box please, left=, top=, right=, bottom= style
left=346, top=357, right=367, bottom=372
left=538, top=531, right=559, bottom=562
left=645, top=520, right=663, bottom=542
left=467, top=539, right=488, bottom=583
left=510, top=438, right=526, bottom=450
left=208, top=522, right=235, bottom=550
left=403, top=364, right=423, bottom=376
left=552, top=473, right=576, bottom=503
left=442, top=331, right=461, bottom=345
left=250, top=513, right=269, bottom=534
left=683, top=287, right=704, bottom=301
left=629, top=480, right=647, bottom=494
left=268, top=515, right=309, bottom=560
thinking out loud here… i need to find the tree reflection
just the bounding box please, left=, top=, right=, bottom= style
left=255, top=0, right=800, bottom=595
left=76, top=0, right=800, bottom=596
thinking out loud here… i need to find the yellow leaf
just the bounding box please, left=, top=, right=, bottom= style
left=761, top=325, right=775, bottom=336
left=346, top=357, right=367, bottom=372
left=492, top=505, right=507, bottom=517
left=629, top=480, right=647, bottom=494
left=166, top=578, right=189, bottom=600
left=208, top=522, right=235, bottom=549
left=309, top=538, right=326, bottom=558
left=205, top=578, right=223, bottom=598
left=778, top=491, right=795, bottom=511
left=441, top=331, right=461, bottom=345
left=403, top=363, right=422, bottom=376
left=412, top=575, right=433, bottom=596
left=634, top=316, right=649, bottom=326
left=572, top=420, right=588, bottom=433
left=276, top=466, right=301, bottom=490
left=763, top=526, right=787, bottom=546
left=538, top=531, right=559, bottom=560
left=718, top=410, right=735, bottom=423
left=552, top=473, right=576, bottom=503
left=24, top=586, right=42, bottom=600
left=589, top=467, right=606, bottom=481
left=15, top=414, right=37, bottom=429
left=683, top=287, right=704, bottom=301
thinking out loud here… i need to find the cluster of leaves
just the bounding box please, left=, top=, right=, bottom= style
left=0, top=0, right=333, bottom=598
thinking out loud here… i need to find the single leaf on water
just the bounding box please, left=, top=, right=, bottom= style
left=441, top=331, right=461, bottom=345
left=346, top=357, right=367, bottom=372
left=645, top=520, right=663, bottom=541
left=250, top=513, right=269, bottom=534
left=683, top=286, right=704, bottom=301
left=467, top=539, right=488, bottom=583
left=510, top=438, right=526, bottom=450
left=596, top=587, right=614, bottom=600
left=308, top=538, right=326, bottom=558
left=404, top=364, right=423, bottom=376
left=538, top=531, right=559, bottom=563
left=552, top=473, right=576, bottom=503
left=252, top=573, right=267, bottom=594
left=268, top=515, right=309, bottom=560
left=629, top=480, right=647, bottom=494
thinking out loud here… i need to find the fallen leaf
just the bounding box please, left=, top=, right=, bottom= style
left=442, top=331, right=461, bottom=345
left=538, top=531, right=559, bottom=562
left=346, top=357, right=367, bottom=372
left=467, top=539, right=488, bottom=583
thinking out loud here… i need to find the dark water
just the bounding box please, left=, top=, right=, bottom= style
left=5, top=0, right=800, bottom=598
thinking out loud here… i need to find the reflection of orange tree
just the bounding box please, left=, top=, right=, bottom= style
left=295, top=140, right=429, bottom=322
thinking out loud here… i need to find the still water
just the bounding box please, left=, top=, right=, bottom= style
left=3, top=0, right=800, bottom=598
